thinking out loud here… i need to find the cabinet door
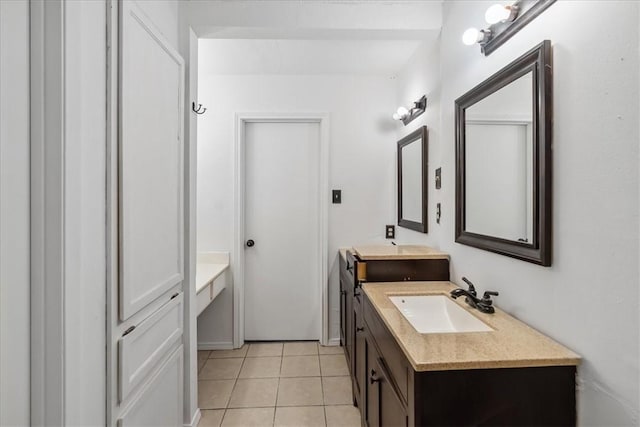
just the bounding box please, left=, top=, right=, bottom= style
left=118, top=345, right=183, bottom=427
left=365, top=337, right=380, bottom=427
left=340, top=277, right=346, bottom=347
left=366, top=337, right=407, bottom=427
left=377, top=358, right=407, bottom=427
left=344, top=280, right=353, bottom=367
left=119, top=0, right=185, bottom=321
left=353, top=292, right=365, bottom=406
left=118, top=294, right=183, bottom=402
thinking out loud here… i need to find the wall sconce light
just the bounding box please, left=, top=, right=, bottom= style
left=461, top=0, right=556, bottom=56
left=462, top=28, right=492, bottom=46
left=484, top=4, right=518, bottom=24
left=392, top=95, right=427, bottom=126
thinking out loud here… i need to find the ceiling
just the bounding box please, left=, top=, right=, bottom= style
left=198, top=38, right=434, bottom=75
left=190, top=1, right=442, bottom=76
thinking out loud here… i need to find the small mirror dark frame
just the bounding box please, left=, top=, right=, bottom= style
left=398, top=126, right=428, bottom=233
left=455, top=40, right=552, bottom=266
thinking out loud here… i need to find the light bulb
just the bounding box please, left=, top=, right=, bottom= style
left=396, top=106, right=409, bottom=117
left=485, top=4, right=511, bottom=24
left=462, top=28, right=480, bottom=46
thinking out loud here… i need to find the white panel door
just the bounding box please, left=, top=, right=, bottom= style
left=244, top=122, right=321, bottom=341
left=119, top=1, right=185, bottom=320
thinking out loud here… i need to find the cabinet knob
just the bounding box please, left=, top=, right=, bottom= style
left=369, top=369, right=380, bottom=384
left=356, top=327, right=364, bottom=332
left=246, top=239, right=255, bottom=247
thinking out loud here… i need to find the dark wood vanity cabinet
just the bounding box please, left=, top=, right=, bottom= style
left=352, top=289, right=366, bottom=408
left=339, top=253, right=353, bottom=373
left=340, top=250, right=450, bottom=409
left=365, top=335, right=408, bottom=427
left=360, top=293, right=577, bottom=427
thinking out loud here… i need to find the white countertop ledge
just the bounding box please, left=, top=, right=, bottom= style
left=196, top=252, right=230, bottom=295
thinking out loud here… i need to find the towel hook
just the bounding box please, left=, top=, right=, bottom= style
left=192, top=102, right=206, bottom=115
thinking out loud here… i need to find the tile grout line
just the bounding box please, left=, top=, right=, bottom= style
left=222, top=347, right=247, bottom=422
left=273, top=346, right=283, bottom=427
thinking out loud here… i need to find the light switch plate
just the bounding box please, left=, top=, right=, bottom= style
left=332, top=189, right=341, bottom=204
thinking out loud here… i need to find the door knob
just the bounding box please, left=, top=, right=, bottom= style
left=246, top=239, right=255, bottom=247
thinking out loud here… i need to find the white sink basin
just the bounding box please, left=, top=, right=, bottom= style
left=389, top=295, right=493, bottom=334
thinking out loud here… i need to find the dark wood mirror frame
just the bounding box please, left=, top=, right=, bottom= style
left=455, top=40, right=552, bottom=266
left=398, top=126, right=428, bottom=233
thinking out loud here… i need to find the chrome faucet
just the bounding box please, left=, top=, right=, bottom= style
left=450, top=277, right=499, bottom=314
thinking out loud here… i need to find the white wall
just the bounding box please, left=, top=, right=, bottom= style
left=0, top=1, right=30, bottom=425
left=394, top=40, right=443, bottom=245
left=197, top=72, right=397, bottom=345
left=396, top=1, right=639, bottom=425
left=64, top=1, right=107, bottom=424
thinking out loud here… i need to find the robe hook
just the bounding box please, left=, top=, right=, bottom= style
left=192, top=102, right=206, bottom=115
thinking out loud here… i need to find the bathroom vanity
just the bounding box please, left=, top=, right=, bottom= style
left=195, top=252, right=230, bottom=316
left=339, top=245, right=450, bottom=411
left=339, top=249, right=580, bottom=426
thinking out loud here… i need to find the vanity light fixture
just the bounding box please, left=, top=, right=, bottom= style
left=485, top=3, right=519, bottom=24
left=392, top=95, right=427, bottom=126
left=462, top=28, right=491, bottom=46
left=462, top=0, right=556, bottom=55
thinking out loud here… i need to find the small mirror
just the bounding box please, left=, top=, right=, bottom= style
left=398, top=126, right=428, bottom=233
left=455, top=41, right=552, bottom=265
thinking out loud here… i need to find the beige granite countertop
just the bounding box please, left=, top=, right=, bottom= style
left=363, top=282, right=580, bottom=372
left=353, top=244, right=449, bottom=260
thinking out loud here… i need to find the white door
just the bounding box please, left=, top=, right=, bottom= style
left=244, top=122, right=321, bottom=341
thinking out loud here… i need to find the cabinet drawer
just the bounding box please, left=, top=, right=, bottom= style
left=117, top=345, right=183, bottom=427
left=118, top=293, right=183, bottom=402
left=196, top=285, right=210, bottom=316
left=364, top=295, right=408, bottom=403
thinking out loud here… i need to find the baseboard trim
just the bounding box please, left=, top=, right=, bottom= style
left=185, top=408, right=201, bottom=427
left=327, top=337, right=340, bottom=346
left=198, top=341, right=234, bottom=351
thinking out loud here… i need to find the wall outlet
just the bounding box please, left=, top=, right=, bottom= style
left=385, top=225, right=395, bottom=239
left=435, top=167, right=442, bottom=189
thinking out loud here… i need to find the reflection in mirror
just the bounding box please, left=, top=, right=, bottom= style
left=401, top=141, right=422, bottom=223
left=465, top=72, right=533, bottom=242
left=455, top=40, right=552, bottom=266
left=398, top=126, right=427, bottom=233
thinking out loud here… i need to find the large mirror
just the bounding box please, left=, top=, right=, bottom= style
left=398, top=126, right=428, bottom=233
left=455, top=41, right=552, bottom=265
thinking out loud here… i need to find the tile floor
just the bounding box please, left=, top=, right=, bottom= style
left=197, top=342, right=362, bottom=427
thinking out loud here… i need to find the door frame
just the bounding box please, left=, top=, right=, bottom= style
left=233, top=113, right=330, bottom=347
